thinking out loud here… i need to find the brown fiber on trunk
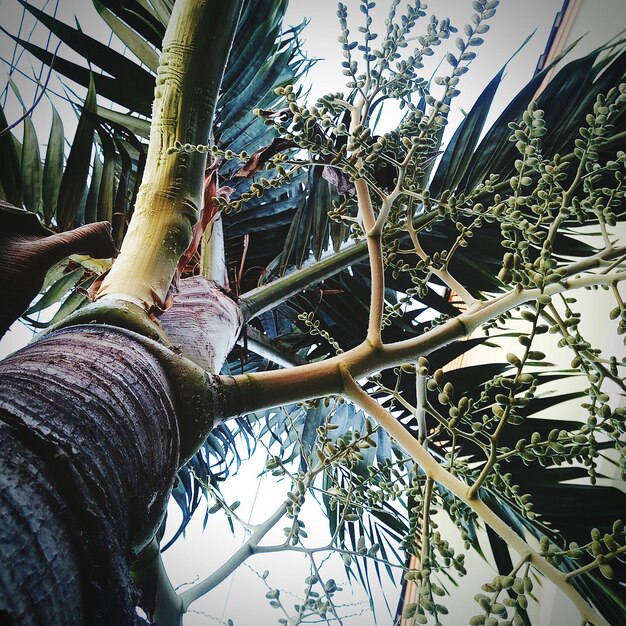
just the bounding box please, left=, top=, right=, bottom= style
left=0, top=325, right=179, bottom=625
left=0, top=201, right=116, bottom=338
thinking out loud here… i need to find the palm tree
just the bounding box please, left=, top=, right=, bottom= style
left=0, top=1, right=624, bottom=624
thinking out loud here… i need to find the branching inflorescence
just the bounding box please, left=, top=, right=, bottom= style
left=166, top=2, right=626, bottom=624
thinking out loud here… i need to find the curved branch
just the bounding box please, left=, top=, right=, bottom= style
left=222, top=244, right=626, bottom=421
left=179, top=502, right=288, bottom=611
left=339, top=368, right=611, bottom=626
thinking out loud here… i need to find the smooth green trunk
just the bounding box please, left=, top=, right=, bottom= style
left=95, top=0, right=243, bottom=311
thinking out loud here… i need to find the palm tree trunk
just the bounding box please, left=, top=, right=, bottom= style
left=0, top=325, right=179, bottom=624
left=95, top=0, right=243, bottom=311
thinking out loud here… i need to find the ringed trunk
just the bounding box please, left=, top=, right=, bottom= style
left=0, top=326, right=179, bottom=624
left=95, top=0, right=242, bottom=311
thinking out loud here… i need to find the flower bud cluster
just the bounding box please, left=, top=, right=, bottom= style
left=470, top=571, right=534, bottom=626
left=539, top=520, right=625, bottom=581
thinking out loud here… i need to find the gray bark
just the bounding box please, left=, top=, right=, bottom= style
left=0, top=325, right=179, bottom=624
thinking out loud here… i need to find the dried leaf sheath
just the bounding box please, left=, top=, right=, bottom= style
left=0, top=202, right=115, bottom=337
left=159, top=276, right=242, bottom=372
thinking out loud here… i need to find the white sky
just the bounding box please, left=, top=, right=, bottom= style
left=284, top=0, right=563, bottom=134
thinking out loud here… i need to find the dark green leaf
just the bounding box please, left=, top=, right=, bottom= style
left=458, top=39, right=583, bottom=191
left=16, top=1, right=155, bottom=100
left=220, top=0, right=288, bottom=98
left=1, top=34, right=153, bottom=117
left=82, top=0, right=165, bottom=49
left=219, top=44, right=296, bottom=130
left=25, top=267, right=85, bottom=315
left=299, top=404, right=325, bottom=466
left=96, top=107, right=150, bottom=140
left=431, top=67, right=504, bottom=197
left=95, top=124, right=117, bottom=224
left=539, top=48, right=626, bottom=157
left=112, top=133, right=133, bottom=247
left=427, top=336, right=493, bottom=369
left=20, top=116, right=43, bottom=217
left=42, top=105, right=65, bottom=225
left=92, top=0, right=160, bottom=73
left=57, top=76, right=97, bottom=230
left=48, top=275, right=95, bottom=325
left=145, top=0, right=174, bottom=27
left=0, top=103, right=22, bottom=206
left=84, top=151, right=103, bottom=225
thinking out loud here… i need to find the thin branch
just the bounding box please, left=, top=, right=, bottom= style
left=415, top=373, right=428, bottom=448
left=418, top=476, right=433, bottom=571
left=179, top=502, right=288, bottom=611
left=565, top=544, right=626, bottom=581
left=406, top=204, right=477, bottom=306
left=547, top=301, right=626, bottom=393
left=471, top=130, right=626, bottom=204
left=350, top=177, right=386, bottom=346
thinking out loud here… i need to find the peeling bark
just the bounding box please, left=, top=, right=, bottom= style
left=0, top=325, right=179, bottom=624
left=159, top=275, right=242, bottom=371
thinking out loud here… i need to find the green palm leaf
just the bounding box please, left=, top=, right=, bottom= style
left=42, top=105, right=64, bottom=226
left=92, top=0, right=160, bottom=72
left=56, top=76, right=96, bottom=230
left=0, top=103, right=22, bottom=206
left=20, top=116, right=42, bottom=217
